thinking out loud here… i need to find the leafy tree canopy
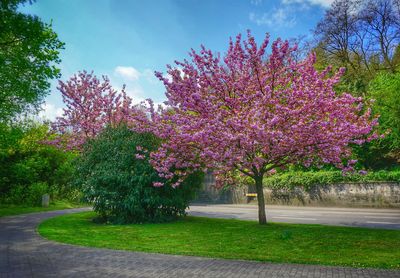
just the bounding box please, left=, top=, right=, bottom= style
left=0, top=0, right=64, bottom=122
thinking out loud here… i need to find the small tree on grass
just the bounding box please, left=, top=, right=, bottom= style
left=149, top=32, right=379, bottom=224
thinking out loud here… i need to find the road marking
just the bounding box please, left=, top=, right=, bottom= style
left=272, top=216, right=317, bottom=221
left=363, top=216, right=400, bottom=219
left=366, top=221, right=399, bottom=225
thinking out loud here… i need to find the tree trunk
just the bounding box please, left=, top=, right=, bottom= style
left=255, top=175, right=267, bottom=225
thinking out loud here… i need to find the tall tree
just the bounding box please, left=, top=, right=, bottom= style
left=359, top=0, right=400, bottom=73
left=314, top=0, right=400, bottom=94
left=0, top=0, right=64, bottom=122
left=315, top=0, right=359, bottom=73
left=148, top=32, right=378, bottom=224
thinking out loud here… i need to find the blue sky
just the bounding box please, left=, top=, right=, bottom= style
left=20, top=0, right=333, bottom=120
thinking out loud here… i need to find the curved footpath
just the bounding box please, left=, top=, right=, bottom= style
left=0, top=209, right=399, bottom=278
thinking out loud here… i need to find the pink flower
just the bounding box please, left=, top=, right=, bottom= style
left=135, top=154, right=145, bottom=160
left=153, top=182, right=164, bottom=187
left=267, top=169, right=277, bottom=176
left=348, top=159, right=358, bottom=165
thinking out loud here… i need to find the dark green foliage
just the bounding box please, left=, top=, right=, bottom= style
left=74, top=126, right=203, bottom=224
left=0, top=122, right=76, bottom=205
left=352, top=142, right=398, bottom=170
left=0, top=0, right=64, bottom=121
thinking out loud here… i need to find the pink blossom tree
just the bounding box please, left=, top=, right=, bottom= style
left=50, top=71, right=144, bottom=150
left=150, top=32, right=379, bottom=224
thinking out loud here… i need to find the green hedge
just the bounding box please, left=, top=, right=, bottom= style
left=263, top=170, right=400, bottom=190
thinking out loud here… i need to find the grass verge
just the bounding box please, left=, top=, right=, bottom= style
left=38, top=212, right=400, bottom=269
left=0, top=200, right=86, bottom=217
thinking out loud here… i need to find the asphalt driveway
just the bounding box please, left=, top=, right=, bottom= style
left=1, top=208, right=399, bottom=277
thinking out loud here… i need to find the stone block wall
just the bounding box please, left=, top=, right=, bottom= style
left=262, top=182, right=400, bottom=208
left=194, top=173, right=400, bottom=208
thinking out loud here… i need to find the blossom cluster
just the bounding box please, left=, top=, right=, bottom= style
left=48, top=71, right=148, bottom=150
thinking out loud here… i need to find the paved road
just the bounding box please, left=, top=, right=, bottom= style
left=1, top=209, right=400, bottom=277
left=188, top=204, right=400, bottom=229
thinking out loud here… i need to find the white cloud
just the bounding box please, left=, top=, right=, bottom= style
left=111, top=66, right=166, bottom=105
left=281, top=0, right=333, bottom=8
left=142, top=69, right=159, bottom=84
left=249, top=7, right=296, bottom=28
left=125, top=87, right=145, bottom=102
left=112, top=66, right=147, bottom=101
left=114, top=66, right=140, bottom=81
left=111, top=82, right=144, bottom=102
left=38, top=103, right=64, bottom=121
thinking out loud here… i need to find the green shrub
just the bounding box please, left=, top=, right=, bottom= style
left=74, top=125, right=203, bottom=224
left=0, top=121, right=76, bottom=205
left=263, top=169, right=400, bottom=190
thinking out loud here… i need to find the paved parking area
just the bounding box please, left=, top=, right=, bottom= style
left=1, top=208, right=399, bottom=277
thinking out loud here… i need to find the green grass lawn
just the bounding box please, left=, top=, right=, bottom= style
left=39, top=212, right=400, bottom=269
left=0, top=200, right=86, bottom=217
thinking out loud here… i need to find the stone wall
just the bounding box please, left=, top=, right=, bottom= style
left=194, top=174, right=400, bottom=208
left=262, top=182, right=400, bottom=208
